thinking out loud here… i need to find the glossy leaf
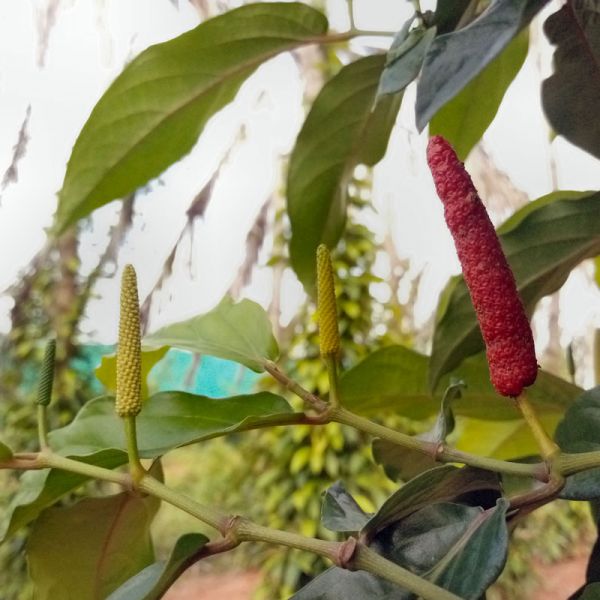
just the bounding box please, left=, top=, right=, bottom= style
left=295, top=498, right=508, bottom=600
left=429, top=190, right=600, bottom=390
left=287, top=55, right=401, bottom=289
left=28, top=491, right=159, bottom=600
left=107, top=533, right=209, bottom=600
left=55, top=2, right=328, bottom=233
left=429, top=29, right=528, bottom=160
left=361, top=466, right=500, bottom=538
left=95, top=346, right=168, bottom=400
left=555, top=387, right=600, bottom=500
left=0, top=449, right=125, bottom=542
left=416, top=0, right=545, bottom=130
left=144, top=296, right=278, bottom=372
left=542, top=1, right=600, bottom=159
left=340, top=345, right=580, bottom=421
left=422, top=499, right=509, bottom=598
left=455, top=412, right=562, bottom=461
left=321, top=481, right=370, bottom=532
left=377, top=25, right=437, bottom=98
left=1, top=392, right=292, bottom=539
left=50, top=391, right=294, bottom=457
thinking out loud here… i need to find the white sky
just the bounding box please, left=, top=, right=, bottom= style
left=1, top=0, right=599, bottom=383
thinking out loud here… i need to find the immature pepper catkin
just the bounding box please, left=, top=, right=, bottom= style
left=316, top=244, right=340, bottom=357
left=37, top=339, right=56, bottom=407
left=427, top=136, right=538, bottom=397
left=116, top=264, right=142, bottom=417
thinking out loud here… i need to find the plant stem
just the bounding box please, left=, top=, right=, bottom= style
left=325, top=356, right=341, bottom=408
left=41, top=452, right=131, bottom=486
left=235, top=520, right=460, bottom=600
left=263, top=360, right=328, bottom=413
left=37, top=405, right=50, bottom=450
left=331, top=407, right=546, bottom=480
left=559, top=451, right=600, bottom=476
left=124, top=415, right=145, bottom=482
left=353, top=545, right=462, bottom=600
left=515, top=392, right=560, bottom=462
left=139, top=473, right=229, bottom=534
left=346, top=0, right=356, bottom=30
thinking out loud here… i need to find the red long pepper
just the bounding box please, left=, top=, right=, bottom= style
left=427, top=135, right=538, bottom=397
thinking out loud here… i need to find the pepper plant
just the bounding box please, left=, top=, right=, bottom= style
left=3, top=1, right=600, bottom=598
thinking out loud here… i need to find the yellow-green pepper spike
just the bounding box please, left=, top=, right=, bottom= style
left=316, top=244, right=340, bottom=357
left=37, top=339, right=56, bottom=407
left=116, top=265, right=142, bottom=418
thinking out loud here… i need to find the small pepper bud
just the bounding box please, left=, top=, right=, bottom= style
left=116, top=264, right=142, bottom=418
left=427, top=136, right=538, bottom=397
left=37, top=339, right=56, bottom=406
left=316, top=244, right=340, bottom=357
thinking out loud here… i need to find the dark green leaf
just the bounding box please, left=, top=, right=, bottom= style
left=291, top=566, right=404, bottom=599
left=542, top=1, right=600, bottom=160
left=28, top=491, right=159, bottom=600
left=107, top=533, right=209, bottom=600
left=580, top=583, right=600, bottom=600
left=50, top=391, right=294, bottom=457
left=423, top=499, right=509, bottom=598
left=55, top=2, right=328, bottom=233
left=341, top=345, right=580, bottom=421
left=144, top=296, right=278, bottom=372
left=95, top=347, right=168, bottom=400
left=555, top=387, right=600, bottom=499
left=361, top=466, right=500, bottom=539
left=377, top=25, right=437, bottom=98
left=321, top=482, right=370, bottom=532
left=429, top=190, right=600, bottom=390
left=287, top=55, right=401, bottom=289
left=294, top=499, right=509, bottom=600
left=416, top=0, right=545, bottom=130
left=0, top=449, right=125, bottom=542
left=429, top=29, right=528, bottom=160
left=433, top=0, right=472, bottom=34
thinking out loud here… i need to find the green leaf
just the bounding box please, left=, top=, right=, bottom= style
left=321, top=482, right=370, bottom=532
left=361, top=466, right=500, bottom=539
left=95, top=347, right=168, bottom=400
left=433, top=0, right=472, bottom=35
left=377, top=25, right=437, bottom=98
left=294, top=499, right=509, bottom=600
left=423, top=499, right=509, bottom=598
left=287, top=55, right=401, bottom=289
left=144, top=296, right=278, bottom=372
left=542, top=1, right=600, bottom=160
left=55, top=2, right=328, bottom=233
left=107, top=533, right=209, bottom=600
left=0, top=440, right=13, bottom=460
left=372, top=381, right=462, bottom=481
left=1, top=392, right=292, bottom=540
left=340, top=345, right=581, bottom=421
left=429, top=29, right=528, bottom=160
left=28, top=491, right=159, bottom=600
left=416, top=0, right=545, bottom=130
left=581, top=583, right=600, bottom=600
left=50, top=391, right=294, bottom=457
left=0, top=449, right=125, bottom=542
left=555, top=387, right=600, bottom=500
left=429, top=190, right=600, bottom=390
